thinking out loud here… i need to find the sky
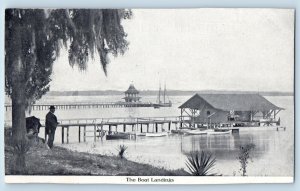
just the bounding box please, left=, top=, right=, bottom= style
left=50, top=9, right=294, bottom=92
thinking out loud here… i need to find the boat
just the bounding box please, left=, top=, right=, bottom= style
left=145, top=132, right=168, bottom=137
left=207, top=129, right=231, bottom=135
left=184, top=129, right=208, bottom=135
left=171, top=129, right=184, bottom=134
left=153, top=83, right=172, bottom=108
left=106, top=132, right=129, bottom=140
left=136, top=132, right=146, bottom=136
left=171, top=128, right=192, bottom=134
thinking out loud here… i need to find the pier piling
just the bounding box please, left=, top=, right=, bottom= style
left=62, top=126, right=64, bottom=144
left=78, top=126, right=81, bottom=143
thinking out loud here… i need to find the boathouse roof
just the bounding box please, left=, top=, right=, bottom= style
left=125, top=84, right=139, bottom=94
left=179, top=94, right=282, bottom=111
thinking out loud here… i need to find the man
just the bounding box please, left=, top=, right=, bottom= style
left=45, top=106, right=59, bottom=148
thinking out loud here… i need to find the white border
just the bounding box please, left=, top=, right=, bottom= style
left=5, top=176, right=294, bottom=184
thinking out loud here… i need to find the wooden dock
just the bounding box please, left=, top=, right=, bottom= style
left=4, top=116, right=191, bottom=144
left=4, top=102, right=155, bottom=111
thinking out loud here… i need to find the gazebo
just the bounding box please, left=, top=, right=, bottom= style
left=123, top=84, right=141, bottom=103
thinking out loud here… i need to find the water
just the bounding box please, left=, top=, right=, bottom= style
left=4, top=95, right=294, bottom=176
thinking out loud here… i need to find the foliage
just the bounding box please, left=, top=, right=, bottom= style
left=185, top=151, right=216, bottom=176
left=5, top=9, right=132, bottom=109
left=5, top=8, right=132, bottom=174
left=117, top=145, right=128, bottom=159
left=238, top=143, right=255, bottom=176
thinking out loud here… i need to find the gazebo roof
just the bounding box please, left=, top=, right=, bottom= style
left=125, top=84, right=139, bottom=94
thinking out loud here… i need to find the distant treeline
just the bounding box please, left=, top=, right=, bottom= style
left=46, top=90, right=293, bottom=96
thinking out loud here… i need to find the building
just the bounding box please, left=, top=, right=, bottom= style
left=123, top=84, right=141, bottom=103
left=179, top=93, right=283, bottom=128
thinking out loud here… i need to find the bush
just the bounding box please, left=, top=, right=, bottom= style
left=117, top=145, right=128, bottom=159
left=185, top=151, right=216, bottom=176
left=238, top=143, right=255, bottom=176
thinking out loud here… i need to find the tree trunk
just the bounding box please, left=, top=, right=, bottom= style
left=11, top=57, right=28, bottom=174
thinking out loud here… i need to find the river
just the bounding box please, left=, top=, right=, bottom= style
left=4, top=95, right=294, bottom=176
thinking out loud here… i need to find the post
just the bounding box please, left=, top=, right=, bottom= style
left=101, top=125, right=103, bottom=141
left=94, top=125, right=96, bottom=142
left=180, top=108, right=183, bottom=121
left=140, top=124, right=143, bottom=133
left=78, top=126, right=81, bottom=143
left=123, top=124, right=126, bottom=132
left=109, top=125, right=111, bottom=135
left=61, top=126, right=64, bottom=144
left=168, top=121, right=171, bottom=131
left=155, top=123, right=158, bottom=133
left=67, top=126, right=69, bottom=144
left=44, top=127, right=47, bottom=142
left=147, top=124, right=149, bottom=132
left=83, top=126, right=86, bottom=142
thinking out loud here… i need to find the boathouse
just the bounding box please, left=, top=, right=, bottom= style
left=123, top=84, right=141, bottom=103
left=179, top=94, right=283, bottom=128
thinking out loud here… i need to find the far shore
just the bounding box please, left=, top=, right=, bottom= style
left=45, top=90, right=293, bottom=97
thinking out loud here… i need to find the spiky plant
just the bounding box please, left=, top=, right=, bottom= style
left=185, top=151, right=216, bottom=176
left=117, top=145, right=128, bottom=159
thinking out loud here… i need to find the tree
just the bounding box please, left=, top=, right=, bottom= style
left=5, top=9, right=132, bottom=174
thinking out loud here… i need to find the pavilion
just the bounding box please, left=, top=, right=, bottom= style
left=179, top=93, right=283, bottom=128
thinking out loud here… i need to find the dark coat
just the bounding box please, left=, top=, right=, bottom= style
left=45, top=112, right=58, bottom=134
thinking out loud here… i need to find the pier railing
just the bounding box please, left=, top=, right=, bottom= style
left=4, top=102, right=155, bottom=111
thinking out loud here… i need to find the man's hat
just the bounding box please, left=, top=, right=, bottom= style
left=49, top=105, right=55, bottom=110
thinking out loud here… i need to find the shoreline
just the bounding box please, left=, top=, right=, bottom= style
left=5, top=138, right=188, bottom=176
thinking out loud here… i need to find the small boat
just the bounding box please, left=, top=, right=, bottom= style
left=171, top=129, right=191, bottom=134
left=185, top=129, right=208, bottom=135
left=136, top=132, right=146, bottom=136
left=106, top=133, right=129, bottom=140
left=171, top=129, right=183, bottom=134
left=207, top=129, right=231, bottom=135
left=145, top=132, right=168, bottom=137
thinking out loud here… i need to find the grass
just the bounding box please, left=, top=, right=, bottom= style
left=185, top=151, right=217, bottom=176
left=5, top=138, right=188, bottom=176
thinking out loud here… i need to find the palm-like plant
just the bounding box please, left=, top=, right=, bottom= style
left=185, top=151, right=216, bottom=176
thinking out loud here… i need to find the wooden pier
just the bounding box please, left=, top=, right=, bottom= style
left=4, top=102, right=155, bottom=111
left=4, top=116, right=191, bottom=144
left=54, top=116, right=191, bottom=144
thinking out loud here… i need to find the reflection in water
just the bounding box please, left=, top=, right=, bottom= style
left=182, top=131, right=270, bottom=161
left=5, top=95, right=294, bottom=176
left=61, top=128, right=292, bottom=176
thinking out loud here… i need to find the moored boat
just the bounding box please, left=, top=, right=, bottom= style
left=207, top=129, right=231, bottom=135
left=153, top=83, right=172, bottom=108
left=171, top=128, right=191, bottom=134
left=145, top=132, right=168, bottom=137
left=184, top=129, right=208, bottom=135
left=136, top=132, right=146, bottom=136
left=106, top=133, right=129, bottom=140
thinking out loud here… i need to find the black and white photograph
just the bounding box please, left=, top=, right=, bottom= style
left=4, top=8, right=294, bottom=184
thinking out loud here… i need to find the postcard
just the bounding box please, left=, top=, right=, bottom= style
left=4, top=8, right=294, bottom=184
